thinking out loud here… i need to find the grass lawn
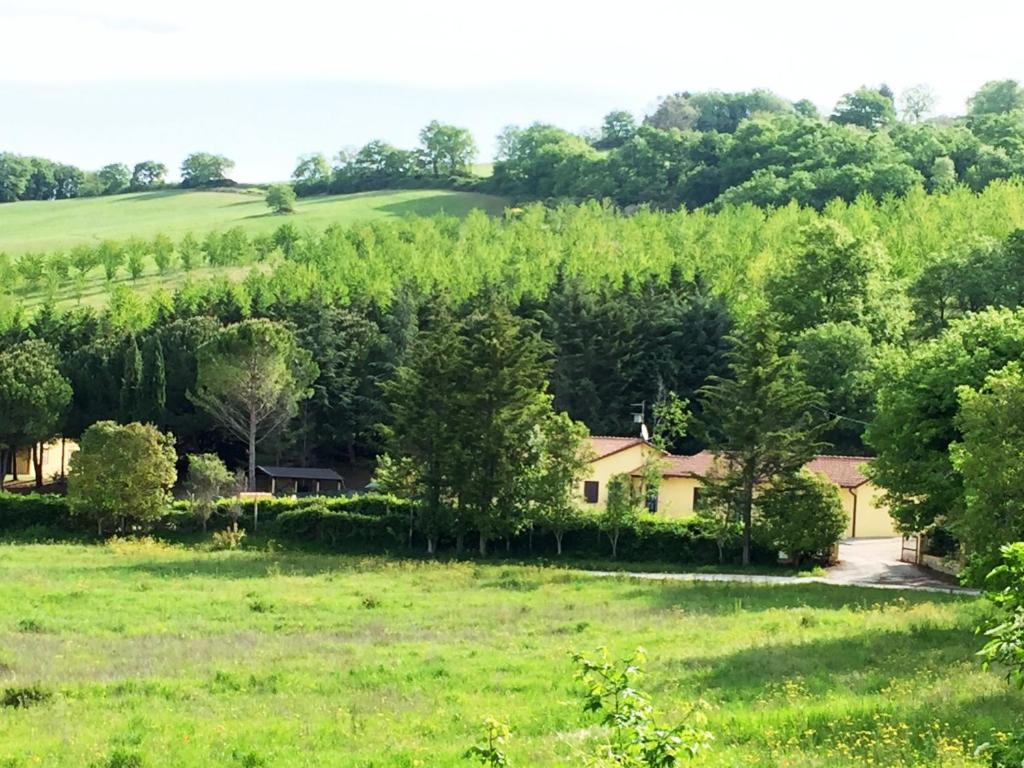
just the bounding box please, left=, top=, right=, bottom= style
left=0, top=541, right=1011, bottom=767
left=0, top=188, right=508, bottom=255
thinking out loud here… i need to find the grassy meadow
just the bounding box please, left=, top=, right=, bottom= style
left=0, top=541, right=1012, bottom=767
left=0, top=188, right=508, bottom=255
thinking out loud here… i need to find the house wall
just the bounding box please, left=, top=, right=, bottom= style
left=580, top=443, right=660, bottom=509
left=849, top=482, right=898, bottom=538
left=9, top=440, right=77, bottom=483
left=653, top=476, right=897, bottom=538
left=655, top=476, right=702, bottom=519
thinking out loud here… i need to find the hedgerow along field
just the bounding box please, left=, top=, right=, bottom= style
left=0, top=542, right=1012, bottom=767
left=0, top=187, right=508, bottom=255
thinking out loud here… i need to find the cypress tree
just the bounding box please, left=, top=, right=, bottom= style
left=698, top=320, right=830, bottom=565
left=119, top=335, right=143, bottom=423
left=141, top=335, right=167, bottom=426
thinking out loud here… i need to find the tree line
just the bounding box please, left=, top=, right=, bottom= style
left=8, top=79, right=1024, bottom=215
left=286, top=79, right=1024, bottom=211
left=0, top=152, right=236, bottom=203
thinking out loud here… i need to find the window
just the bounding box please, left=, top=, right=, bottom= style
left=646, top=492, right=658, bottom=514
left=692, top=487, right=702, bottom=511
left=583, top=481, right=599, bottom=504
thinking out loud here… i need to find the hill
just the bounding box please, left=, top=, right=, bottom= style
left=0, top=187, right=508, bottom=255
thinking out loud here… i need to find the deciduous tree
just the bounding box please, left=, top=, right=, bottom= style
left=0, top=341, right=72, bottom=489
left=68, top=421, right=177, bottom=534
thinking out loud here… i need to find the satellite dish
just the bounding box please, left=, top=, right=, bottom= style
left=640, top=424, right=650, bottom=442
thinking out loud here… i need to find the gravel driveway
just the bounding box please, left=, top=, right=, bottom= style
left=825, top=537, right=967, bottom=590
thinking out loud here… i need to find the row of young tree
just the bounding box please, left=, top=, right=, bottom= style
left=0, top=152, right=236, bottom=204
left=8, top=178, right=1024, bottom=311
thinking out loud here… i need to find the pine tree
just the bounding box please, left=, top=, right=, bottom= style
left=141, top=335, right=167, bottom=426
left=698, top=320, right=830, bottom=565
left=119, top=335, right=143, bottom=423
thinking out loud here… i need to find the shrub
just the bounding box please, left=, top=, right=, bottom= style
left=211, top=528, right=246, bottom=551
left=758, top=470, right=848, bottom=566
left=465, top=717, right=513, bottom=767
left=265, top=184, right=297, bottom=214
left=96, top=749, right=144, bottom=768
left=573, top=646, right=713, bottom=765
left=1, top=685, right=52, bottom=709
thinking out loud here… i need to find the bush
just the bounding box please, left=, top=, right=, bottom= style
left=210, top=528, right=246, bottom=551
left=1, top=685, right=52, bottom=709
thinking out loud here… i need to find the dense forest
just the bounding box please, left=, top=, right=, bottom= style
left=5, top=182, right=1024, bottom=532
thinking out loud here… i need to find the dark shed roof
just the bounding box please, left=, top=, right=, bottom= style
left=256, top=466, right=344, bottom=482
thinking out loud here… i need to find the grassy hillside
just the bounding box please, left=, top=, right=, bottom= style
left=0, top=188, right=508, bottom=255
left=0, top=542, right=1006, bottom=767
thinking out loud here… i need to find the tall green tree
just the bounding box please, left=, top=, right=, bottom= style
left=527, top=411, right=593, bottom=555
left=130, top=161, right=167, bottom=190
left=699, top=321, right=828, bottom=565
left=867, top=308, right=1024, bottom=534
left=180, top=152, right=234, bottom=187
left=455, top=305, right=552, bottom=554
left=950, top=362, right=1024, bottom=564
left=968, top=80, right=1024, bottom=116
left=97, top=163, right=131, bottom=195
left=190, top=319, right=318, bottom=489
left=119, top=336, right=143, bottom=423
left=68, top=421, right=177, bottom=534
left=594, top=110, right=637, bottom=149
left=141, top=334, right=167, bottom=426
left=418, top=121, right=477, bottom=176
left=0, top=340, right=73, bottom=489
left=830, top=87, right=897, bottom=129
left=382, top=304, right=464, bottom=554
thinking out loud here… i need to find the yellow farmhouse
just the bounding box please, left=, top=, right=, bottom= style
left=581, top=436, right=897, bottom=539
left=3, top=440, right=77, bottom=486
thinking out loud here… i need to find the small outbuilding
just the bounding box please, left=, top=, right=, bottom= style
left=255, top=466, right=344, bottom=496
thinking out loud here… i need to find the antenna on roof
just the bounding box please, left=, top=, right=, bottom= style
left=631, top=400, right=647, bottom=439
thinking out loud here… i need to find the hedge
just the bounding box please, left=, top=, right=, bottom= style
left=1, top=490, right=772, bottom=565
left=0, top=493, right=73, bottom=532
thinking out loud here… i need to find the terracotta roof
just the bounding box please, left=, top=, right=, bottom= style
left=626, top=450, right=873, bottom=488
left=588, top=436, right=647, bottom=459
left=661, top=451, right=716, bottom=477
left=805, top=455, right=871, bottom=488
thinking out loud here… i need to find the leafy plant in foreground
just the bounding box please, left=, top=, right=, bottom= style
left=465, top=717, right=513, bottom=767
left=976, top=543, right=1024, bottom=766
left=573, top=647, right=712, bottom=767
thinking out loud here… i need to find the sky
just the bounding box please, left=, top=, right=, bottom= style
left=2, top=0, right=1023, bottom=182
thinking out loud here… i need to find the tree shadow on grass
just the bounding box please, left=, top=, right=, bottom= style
left=616, top=579, right=968, bottom=616
left=92, top=549, right=422, bottom=580
left=673, top=625, right=979, bottom=701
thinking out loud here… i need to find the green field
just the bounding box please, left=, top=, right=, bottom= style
left=0, top=542, right=1011, bottom=767
left=0, top=188, right=508, bottom=255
